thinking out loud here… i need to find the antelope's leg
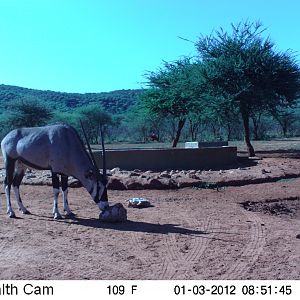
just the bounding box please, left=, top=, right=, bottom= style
left=51, top=172, right=62, bottom=220
left=4, top=157, right=16, bottom=218
left=61, top=175, right=75, bottom=217
left=12, top=161, right=30, bottom=214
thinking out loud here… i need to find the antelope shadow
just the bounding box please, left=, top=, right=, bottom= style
left=25, top=213, right=206, bottom=235
left=26, top=214, right=242, bottom=242
left=65, top=217, right=208, bottom=236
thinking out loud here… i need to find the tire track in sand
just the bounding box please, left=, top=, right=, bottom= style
left=128, top=228, right=167, bottom=279
left=220, top=210, right=266, bottom=279
left=127, top=210, right=215, bottom=279
left=0, top=229, right=25, bottom=275
left=161, top=214, right=217, bottom=279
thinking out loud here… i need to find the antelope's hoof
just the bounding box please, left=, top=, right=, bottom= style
left=53, top=213, right=62, bottom=220
left=8, top=211, right=16, bottom=218
left=65, top=212, right=76, bottom=218
left=22, top=209, right=31, bottom=215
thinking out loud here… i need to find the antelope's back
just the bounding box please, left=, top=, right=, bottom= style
left=1, top=124, right=79, bottom=170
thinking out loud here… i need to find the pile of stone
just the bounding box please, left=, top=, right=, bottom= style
left=0, top=167, right=203, bottom=189
left=1, top=157, right=300, bottom=190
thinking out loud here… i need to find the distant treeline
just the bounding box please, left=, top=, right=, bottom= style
left=0, top=84, right=145, bottom=144
left=1, top=83, right=300, bottom=148
left=0, top=84, right=141, bottom=113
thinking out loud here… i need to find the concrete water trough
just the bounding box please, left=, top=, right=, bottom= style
left=185, top=141, right=228, bottom=148
left=93, top=146, right=237, bottom=171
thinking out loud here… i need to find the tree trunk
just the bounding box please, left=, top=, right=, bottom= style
left=172, top=118, right=186, bottom=147
left=252, top=119, right=259, bottom=140
left=241, top=110, right=255, bottom=157
left=226, top=122, right=232, bottom=141
left=251, top=114, right=261, bottom=140
left=189, top=123, right=197, bottom=141
left=211, top=123, right=219, bottom=140
left=282, top=120, right=288, bottom=138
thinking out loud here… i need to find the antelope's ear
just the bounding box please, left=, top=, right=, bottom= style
left=84, top=169, right=94, bottom=179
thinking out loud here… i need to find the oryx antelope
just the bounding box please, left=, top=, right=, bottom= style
left=1, top=123, right=109, bottom=219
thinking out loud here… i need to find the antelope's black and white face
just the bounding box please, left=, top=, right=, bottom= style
left=84, top=169, right=109, bottom=211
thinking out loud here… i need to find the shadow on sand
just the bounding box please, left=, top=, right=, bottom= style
left=24, top=213, right=243, bottom=243
left=239, top=149, right=300, bottom=158
left=26, top=213, right=206, bottom=235
left=65, top=217, right=208, bottom=236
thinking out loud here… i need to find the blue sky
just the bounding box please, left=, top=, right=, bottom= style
left=0, top=0, right=300, bottom=93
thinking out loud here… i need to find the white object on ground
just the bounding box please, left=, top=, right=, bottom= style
left=185, top=142, right=199, bottom=148
left=126, top=197, right=151, bottom=208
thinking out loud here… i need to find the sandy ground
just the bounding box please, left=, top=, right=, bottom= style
left=0, top=170, right=300, bottom=279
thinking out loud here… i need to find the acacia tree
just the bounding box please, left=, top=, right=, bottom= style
left=187, top=112, right=208, bottom=141
left=76, top=104, right=113, bottom=144
left=124, top=104, right=165, bottom=142
left=271, top=107, right=298, bottom=137
left=8, top=97, right=53, bottom=128
left=141, top=58, right=204, bottom=147
left=204, top=94, right=241, bottom=141
left=196, top=21, right=300, bottom=156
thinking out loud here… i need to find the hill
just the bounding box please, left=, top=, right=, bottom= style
left=0, top=84, right=142, bottom=114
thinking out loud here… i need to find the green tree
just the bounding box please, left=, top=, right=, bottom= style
left=141, top=58, right=204, bottom=147
left=201, top=94, right=241, bottom=141
left=76, top=104, right=113, bottom=144
left=51, top=111, right=80, bottom=128
left=187, top=112, right=206, bottom=141
left=196, top=21, right=300, bottom=156
left=7, top=98, right=53, bottom=128
left=271, top=107, right=298, bottom=137
left=0, top=114, right=10, bottom=139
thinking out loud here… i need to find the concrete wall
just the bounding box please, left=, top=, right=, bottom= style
left=93, top=146, right=237, bottom=171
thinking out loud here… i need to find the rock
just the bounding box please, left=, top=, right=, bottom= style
left=26, top=174, right=36, bottom=179
left=189, top=174, right=200, bottom=179
left=127, top=198, right=151, bottom=208
left=106, top=170, right=112, bottom=176
left=99, top=203, right=127, bottom=223
left=179, top=170, right=188, bottom=176
left=111, top=167, right=121, bottom=174
left=160, top=173, right=171, bottom=178
left=166, top=178, right=178, bottom=189
left=188, top=170, right=197, bottom=175
left=144, top=178, right=168, bottom=189
left=129, top=172, right=140, bottom=177
left=172, top=174, right=182, bottom=179
left=169, top=170, right=175, bottom=176
left=124, top=178, right=144, bottom=190
left=177, top=181, right=196, bottom=188
left=107, top=178, right=126, bottom=190
left=133, top=169, right=142, bottom=173
left=248, top=156, right=262, bottom=160
left=119, top=170, right=132, bottom=176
